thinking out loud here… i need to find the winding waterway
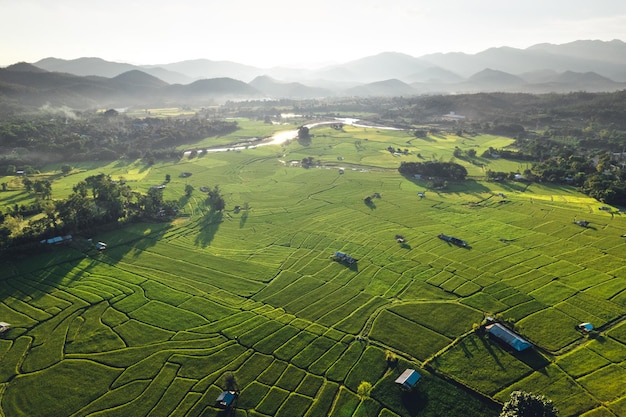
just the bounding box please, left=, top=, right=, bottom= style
left=183, top=118, right=402, bottom=155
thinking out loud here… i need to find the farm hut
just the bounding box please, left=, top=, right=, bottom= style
left=333, top=251, right=356, bottom=264
left=215, top=391, right=237, bottom=408
left=42, top=235, right=72, bottom=245
left=0, top=322, right=10, bottom=333
left=575, top=220, right=589, bottom=227
left=95, top=242, right=107, bottom=251
left=438, top=233, right=468, bottom=247
left=577, top=322, right=594, bottom=332
left=339, top=168, right=344, bottom=174
left=395, top=235, right=405, bottom=243
left=395, top=369, right=421, bottom=390
left=485, top=323, right=532, bottom=351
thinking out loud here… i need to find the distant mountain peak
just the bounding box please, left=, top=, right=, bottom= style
left=112, top=70, right=168, bottom=87
left=5, top=62, right=47, bottom=73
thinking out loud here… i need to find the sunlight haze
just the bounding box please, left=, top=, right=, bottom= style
left=1, top=0, right=626, bottom=67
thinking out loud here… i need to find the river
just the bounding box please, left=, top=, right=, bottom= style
left=183, top=118, right=403, bottom=155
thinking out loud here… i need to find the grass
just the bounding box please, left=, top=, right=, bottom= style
left=1, top=123, right=626, bottom=416
left=370, top=310, right=451, bottom=361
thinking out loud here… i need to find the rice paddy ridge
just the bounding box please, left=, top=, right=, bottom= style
left=2, top=121, right=626, bottom=416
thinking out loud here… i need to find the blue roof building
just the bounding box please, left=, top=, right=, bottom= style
left=395, top=369, right=421, bottom=390
left=486, top=323, right=532, bottom=351
left=216, top=391, right=237, bottom=408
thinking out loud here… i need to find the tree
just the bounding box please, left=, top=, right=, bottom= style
left=500, top=391, right=558, bottom=417
left=357, top=381, right=372, bottom=400
left=467, top=148, right=477, bottom=158
left=221, top=372, right=238, bottom=391
left=298, top=126, right=310, bottom=140
left=61, top=164, right=72, bottom=174
left=297, top=126, right=311, bottom=145
left=385, top=350, right=397, bottom=368
left=213, top=196, right=225, bottom=211
left=22, top=177, right=33, bottom=192
left=185, top=184, right=194, bottom=197
left=165, top=174, right=171, bottom=183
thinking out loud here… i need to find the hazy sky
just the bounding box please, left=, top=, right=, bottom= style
left=2, top=0, right=626, bottom=68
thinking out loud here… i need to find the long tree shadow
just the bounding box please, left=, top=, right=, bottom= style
left=93, top=221, right=174, bottom=262
left=195, top=209, right=223, bottom=248
left=239, top=210, right=248, bottom=228
left=478, top=333, right=506, bottom=371
left=515, top=348, right=550, bottom=371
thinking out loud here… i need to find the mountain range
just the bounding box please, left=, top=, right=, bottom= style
left=1, top=40, right=626, bottom=107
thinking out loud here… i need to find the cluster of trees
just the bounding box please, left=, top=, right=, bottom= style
left=0, top=174, right=179, bottom=250
left=399, top=161, right=468, bottom=181
left=506, top=135, right=626, bottom=204
left=301, top=156, right=318, bottom=168
left=22, top=178, right=52, bottom=199
left=453, top=147, right=477, bottom=159
left=0, top=111, right=238, bottom=171
left=500, top=391, right=558, bottom=417
left=205, top=185, right=225, bottom=211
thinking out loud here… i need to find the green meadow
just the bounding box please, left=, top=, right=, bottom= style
left=1, top=122, right=626, bottom=416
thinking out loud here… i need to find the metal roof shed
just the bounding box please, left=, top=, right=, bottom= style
left=486, top=323, right=532, bottom=351
left=395, top=369, right=421, bottom=390
left=216, top=391, right=236, bottom=408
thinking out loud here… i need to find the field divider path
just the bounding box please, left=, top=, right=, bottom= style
left=550, top=313, right=626, bottom=357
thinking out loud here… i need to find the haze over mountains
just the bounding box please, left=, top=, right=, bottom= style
left=1, top=40, right=626, bottom=107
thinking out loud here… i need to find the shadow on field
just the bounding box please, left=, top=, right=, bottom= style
left=195, top=209, right=223, bottom=248
left=448, top=180, right=491, bottom=195
left=92, top=221, right=174, bottom=263
left=113, top=159, right=134, bottom=169
left=348, top=262, right=359, bottom=272
left=400, top=389, right=427, bottom=416
left=492, top=181, right=531, bottom=193
left=178, top=194, right=191, bottom=207
left=0, top=255, right=91, bottom=303
left=479, top=334, right=506, bottom=370
left=458, top=337, right=474, bottom=358
left=415, top=135, right=436, bottom=143
left=239, top=210, right=248, bottom=228
left=515, top=349, right=550, bottom=371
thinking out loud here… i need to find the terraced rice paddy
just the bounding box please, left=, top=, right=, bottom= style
left=1, top=124, right=625, bottom=416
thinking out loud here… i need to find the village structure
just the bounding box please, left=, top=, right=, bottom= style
left=485, top=322, right=533, bottom=352
left=438, top=233, right=468, bottom=248
left=395, top=369, right=421, bottom=390
left=215, top=391, right=237, bottom=408
left=332, top=251, right=357, bottom=265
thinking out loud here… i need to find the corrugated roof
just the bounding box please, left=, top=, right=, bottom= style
left=395, top=369, right=421, bottom=388
left=486, top=323, right=532, bottom=351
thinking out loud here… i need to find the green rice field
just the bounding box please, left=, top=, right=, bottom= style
left=1, top=122, right=625, bottom=416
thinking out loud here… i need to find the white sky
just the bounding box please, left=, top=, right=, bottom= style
left=2, top=0, right=626, bottom=68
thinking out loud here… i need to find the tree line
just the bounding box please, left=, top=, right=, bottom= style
left=0, top=174, right=178, bottom=250
left=398, top=161, right=468, bottom=181
left=0, top=110, right=238, bottom=171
